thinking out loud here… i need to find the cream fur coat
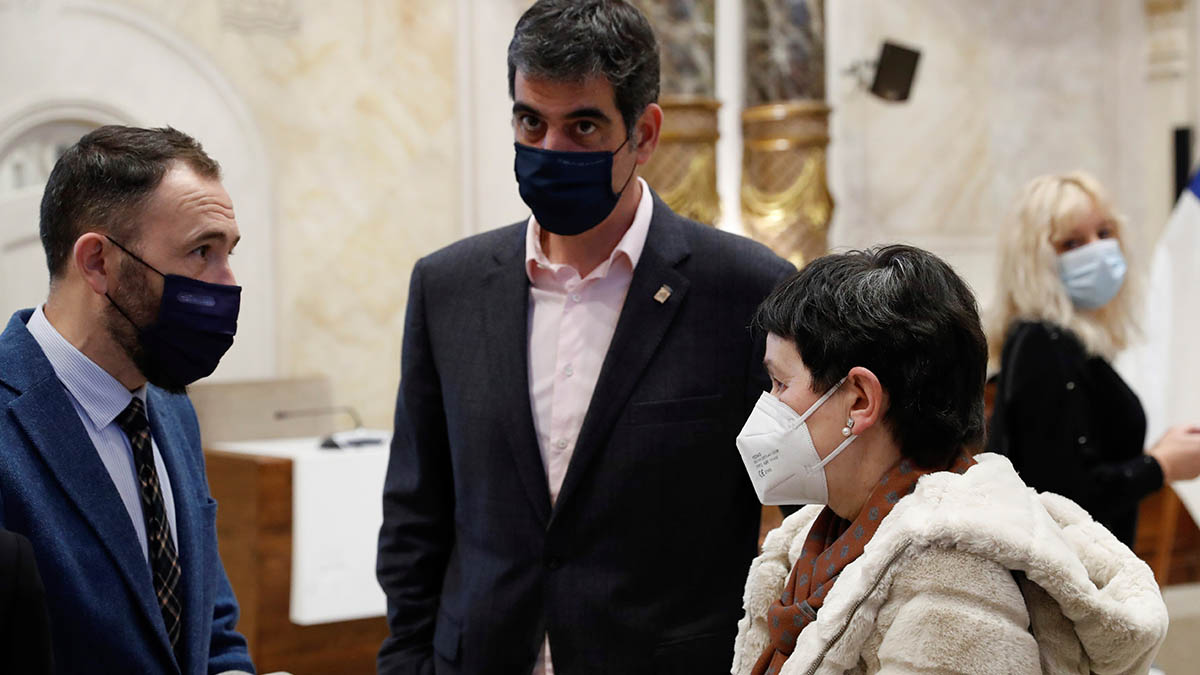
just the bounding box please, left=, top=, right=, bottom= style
left=731, top=453, right=1168, bottom=675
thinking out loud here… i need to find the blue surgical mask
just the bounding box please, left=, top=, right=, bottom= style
left=105, top=236, right=241, bottom=389
left=1058, top=238, right=1126, bottom=310
left=513, top=138, right=637, bottom=236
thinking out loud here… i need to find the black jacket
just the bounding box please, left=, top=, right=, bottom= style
left=988, top=320, right=1162, bottom=546
left=375, top=193, right=793, bottom=674
left=0, top=529, right=53, bottom=675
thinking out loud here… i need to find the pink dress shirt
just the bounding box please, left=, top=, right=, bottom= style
left=527, top=177, right=653, bottom=675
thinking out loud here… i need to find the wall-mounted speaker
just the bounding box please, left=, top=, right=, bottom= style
left=870, top=42, right=921, bottom=102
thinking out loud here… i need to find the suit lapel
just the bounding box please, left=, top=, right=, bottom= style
left=483, top=227, right=553, bottom=525
left=553, top=196, right=691, bottom=517
left=149, top=388, right=204, bottom=672
left=7, top=382, right=174, bottom=662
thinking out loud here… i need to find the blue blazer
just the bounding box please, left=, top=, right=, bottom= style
left=377, top=194, right=794, bottom=674
left=0, top=310, right=254, bottom=675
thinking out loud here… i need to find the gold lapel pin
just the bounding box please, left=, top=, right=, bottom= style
left=653, top=284, right=672, bottom=304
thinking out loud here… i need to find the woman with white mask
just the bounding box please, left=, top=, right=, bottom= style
left=732, top=245, right=1167, bottom=675
left=987, top=171, right=1200, bottom=548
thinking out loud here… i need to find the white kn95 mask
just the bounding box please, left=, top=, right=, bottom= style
left=735, top=377, right=856, bottom=506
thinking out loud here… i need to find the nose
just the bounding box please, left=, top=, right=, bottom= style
left=540, top=127, right=576, bottom=152
left=213, top=258, right=237, bottom=286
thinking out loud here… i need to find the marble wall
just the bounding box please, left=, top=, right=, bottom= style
left=108, top=0, right=460, bottom=428
left=634, top=0, right=716, bottom=97
left=2, top=0, right=1170, bottom=429
left=825, top=0, right=1147, bottom=314
left=745, top=0, right=825, bottom=104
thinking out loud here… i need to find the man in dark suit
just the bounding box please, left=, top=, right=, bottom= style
left=0, top=126, right=255, bottom=674
left=0, top=529, right=54, bottom=674
left=375, top=2, right=793, bottom=673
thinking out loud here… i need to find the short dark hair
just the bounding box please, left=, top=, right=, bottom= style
left=39, top=125, right=221, bottom=279
left=754, top=245, right=988, bottom=469
left=507, top=0, right=660, bottom=138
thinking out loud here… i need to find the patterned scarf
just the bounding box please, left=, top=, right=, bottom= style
left=751, top=452, right=976, bottom=675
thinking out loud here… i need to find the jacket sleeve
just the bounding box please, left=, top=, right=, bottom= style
left=999, top=325, right=1162, bottom=520
left=874, top=548, right=1040, bottom=674
left=206, top=541, right=255, bottom=674
left=376, top=260, right=455, bottom=675
left=187, top=406, right=254, bottom=674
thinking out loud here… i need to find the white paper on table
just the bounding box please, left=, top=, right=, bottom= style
left=212, top=435, right=390, bottom=625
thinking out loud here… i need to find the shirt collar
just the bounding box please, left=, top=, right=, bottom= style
left=26, top=305, right=145, bottom=430
left=525, top=176, right=654, bottom=283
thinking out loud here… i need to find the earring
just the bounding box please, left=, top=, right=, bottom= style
left=842, top=418, right=855, bottom=437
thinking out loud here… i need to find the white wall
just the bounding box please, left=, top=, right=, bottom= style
left=457, top=0, right=532, bottom=235
left=0, top=0, right=276, bottom=382
left=824, top=1, right=1149, bottom=316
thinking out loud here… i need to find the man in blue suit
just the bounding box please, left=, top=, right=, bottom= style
left=376, top=2, right=794, bottom=673
left=0, top=126, right=255, bottom=674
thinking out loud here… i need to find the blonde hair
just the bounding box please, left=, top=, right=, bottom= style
left=989, top=171, right=1141, bottom=361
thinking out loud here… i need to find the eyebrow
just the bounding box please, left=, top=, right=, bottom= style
left=185, top=230, right=240, bottom=249
left=512, top=102, right=612, bottom=124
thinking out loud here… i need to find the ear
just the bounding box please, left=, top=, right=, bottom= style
left=633, top=102, right=663, bottom=165
left=843, top=366, right=887, bottom=437
left=73, top=232, right=114, bottom=296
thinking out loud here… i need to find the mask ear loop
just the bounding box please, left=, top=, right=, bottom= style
left=812, top=431, right=858, bottom=472
left=795, top=376, right=848, bottom=426
left=102, top=235, right=159, bottom=331
left=801, top=375, right=857, bottom=471
left=105, top=291, right=144, bottom=332
left=103, top=235, right=166, bottom=278
left=611, top=133, right=639, bottom=198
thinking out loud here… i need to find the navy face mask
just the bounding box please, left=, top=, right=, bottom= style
left=513, top=137, right=637, bottom=236
left=104, top=236, right=241, bottom=390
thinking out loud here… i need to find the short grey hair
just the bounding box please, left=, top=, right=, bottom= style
left=754, top=245, right=989, bottom=469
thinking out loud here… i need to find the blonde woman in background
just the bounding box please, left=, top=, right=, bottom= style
left=988, top=170, right=1200, bottom=546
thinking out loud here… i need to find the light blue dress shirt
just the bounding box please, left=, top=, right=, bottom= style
left=26, top=305, right=178, bottom=562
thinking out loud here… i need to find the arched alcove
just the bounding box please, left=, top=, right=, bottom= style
left=0, top=0, right=276, bottom=380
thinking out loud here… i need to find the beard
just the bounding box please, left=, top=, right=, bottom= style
left=104, top=258, right=188, bottom=395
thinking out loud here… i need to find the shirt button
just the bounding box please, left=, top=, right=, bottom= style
left=556, top=439, right=568, bottom=450
left=570, top=293, right=581, bottom=303
left=1065, top=381, right=1076, bottom=391
left=564, top=364, right=574, bottom=377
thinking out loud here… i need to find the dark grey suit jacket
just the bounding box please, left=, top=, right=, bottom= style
left=377, top=194, right=794, bottom=674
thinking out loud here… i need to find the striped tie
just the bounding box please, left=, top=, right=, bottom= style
left=115, top=397, right=183, bottom=651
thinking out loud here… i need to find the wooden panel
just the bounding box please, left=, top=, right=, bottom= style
left=206, top=449, right=389, bottom=675
left=1135, top=486, right=1200, bottom=586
